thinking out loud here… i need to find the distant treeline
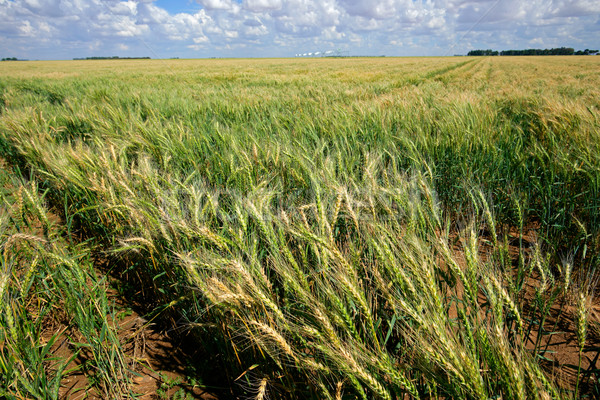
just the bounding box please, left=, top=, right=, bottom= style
left=1, top=57, right=20, bottom=61
left=468, top=48, right=599, bottom=56
left=73, top=56, right=151, bottom=60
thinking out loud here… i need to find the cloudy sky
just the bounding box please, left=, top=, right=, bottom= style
left=1, top=0, right=599, bottom=59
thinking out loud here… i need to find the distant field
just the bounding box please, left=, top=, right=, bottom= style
left=1, top=57, right=599, bottom=399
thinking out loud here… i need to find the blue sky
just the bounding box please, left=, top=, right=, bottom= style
left=153, top=0, right=199, bottom=14
left=1, top=0, right=599, bottom=60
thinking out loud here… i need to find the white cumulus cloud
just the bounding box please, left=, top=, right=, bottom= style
left=0, top=0, right=598, bottom=59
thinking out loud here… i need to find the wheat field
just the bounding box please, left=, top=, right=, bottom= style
left=1, top=56, right=599, bottom=399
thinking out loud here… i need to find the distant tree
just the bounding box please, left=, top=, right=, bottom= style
left=557, top=47, right=575, bottom=55
left=467, top=49, right=498, bottom=56
left=469, top=47, right=585, bottom=56
left=499, top=47, right=574, bottom=56
left=80, top=56, right=151, bottom=60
